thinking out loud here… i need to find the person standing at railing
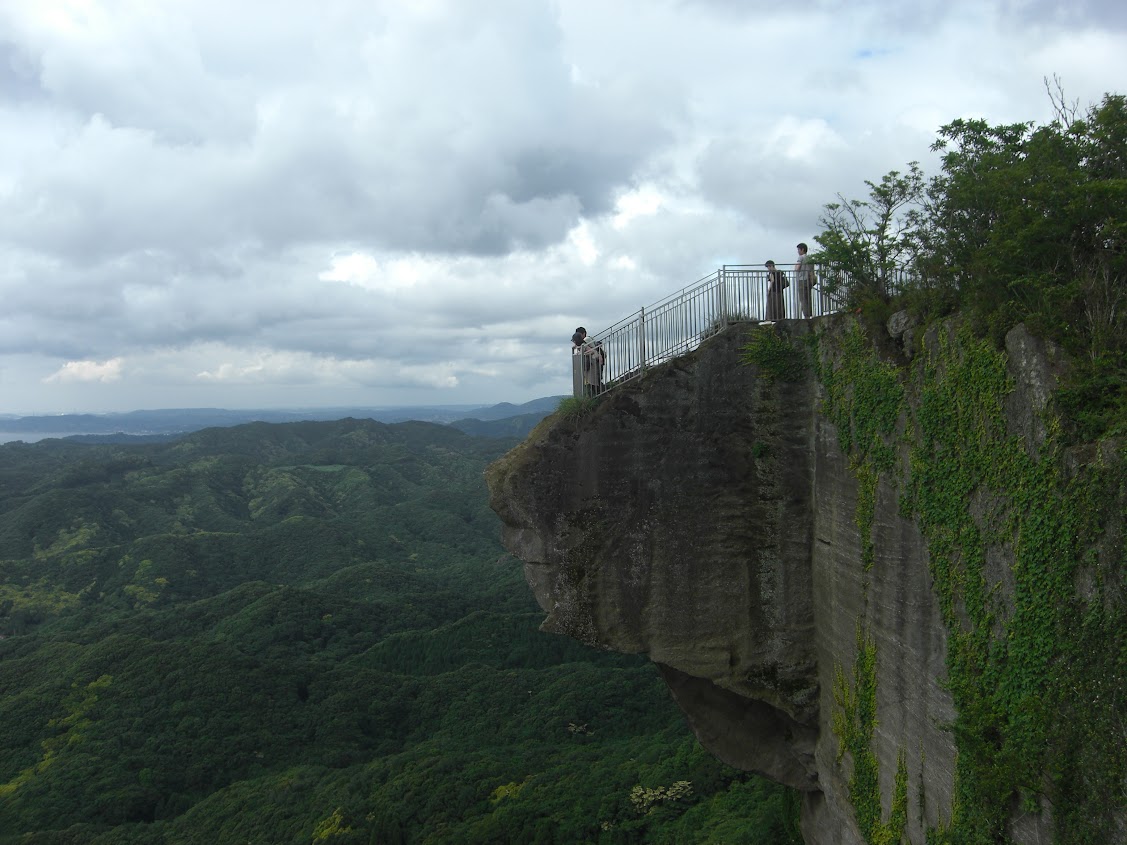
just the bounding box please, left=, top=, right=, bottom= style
left=584, top=340, right=606, bottom=396
left=764, top=260, right=788, bottom=321
left=569, top=327, right=605, bottom=396
left=795, top=243, right=815, bottom=318
left=570, top=327, right=588, bottom=398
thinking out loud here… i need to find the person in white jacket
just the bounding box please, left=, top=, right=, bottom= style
left=795, top=243, right=815, bottom=319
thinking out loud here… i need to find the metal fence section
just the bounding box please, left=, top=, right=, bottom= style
left=572, top=264, right=850, bottom=398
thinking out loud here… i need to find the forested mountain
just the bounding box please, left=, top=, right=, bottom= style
left=0, top=397, right=566, bottom=441
left=0, top=419, right=799, bottom=844
left=447, top=413, right=548, bottom=439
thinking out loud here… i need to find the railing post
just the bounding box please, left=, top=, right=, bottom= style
left=572, top=349, right=584, bottom=398
left=718, top=267, right=728, bottom=327
left=639, top=307, right=647, bottom=373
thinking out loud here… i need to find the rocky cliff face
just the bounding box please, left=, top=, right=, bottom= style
left=486, top=317, right=1124, bottom=844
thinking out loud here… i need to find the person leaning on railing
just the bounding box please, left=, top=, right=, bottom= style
left=569, top=327, right=605, bottom=396
left=583, top=340, right=606, bottom=396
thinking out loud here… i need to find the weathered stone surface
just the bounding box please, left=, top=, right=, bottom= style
left=485, top=317, right=1095, bottom=843
left=886, top=309, right=917, bottom=339
left=807, top=317, right=957, bottom=844
left=1004, top=323, right=1063, bottom=456
left=659, top=664, right=819, bottom=790
left=488, top=325, right=821, bottom=738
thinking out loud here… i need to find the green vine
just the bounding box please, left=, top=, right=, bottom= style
left=908, top=325, right=1125, bottom=844
left=853, top=460, right=878, bottom=571
left=832, top=626, right=910, bottom=845
left=818, top=324, right=904, bottom=575
left=818, top=322, right=909, bottom=841
left=816, top=319, right=1125, bottom=844
left=819, top=324, right=904, bottom=473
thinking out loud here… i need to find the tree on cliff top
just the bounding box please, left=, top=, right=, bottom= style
left=814, top=163, right=925, bottom=300
left=816, top=86, right=1127, bottom=439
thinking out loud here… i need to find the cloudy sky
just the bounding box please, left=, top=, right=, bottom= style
left=0, top=0, right=1123, bottom=414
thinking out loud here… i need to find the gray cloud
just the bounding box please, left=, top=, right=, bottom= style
left=1004, top=0, right=1127, bottom=28
left=0, top=0, right=1122, bottom=413
left=0, top=40, right=45, bottom=102
left=680, top=0, right=1127, bottom=29
left=1, top=1, right=674, bottom=266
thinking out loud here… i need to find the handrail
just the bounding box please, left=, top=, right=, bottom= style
left=572, top=263, right=856, bottom=399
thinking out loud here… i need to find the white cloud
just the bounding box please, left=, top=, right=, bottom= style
left=568, top=221, right=599, bottom=266
left=762, top=117, right=847, bottom=163
left=612, top=186, right=663, bottom=230
left=195, top=349, right=462, bottom=390
left=319, top=252, right=380, bottom=287
left=45, top=357, right=124, bottom=384
left=318, top=252, right=428, bottom=293
left=0, top=0, right=1123, bottom=413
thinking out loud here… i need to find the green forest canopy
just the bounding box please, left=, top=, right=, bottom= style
left=0, top=419, right=800, bottom=845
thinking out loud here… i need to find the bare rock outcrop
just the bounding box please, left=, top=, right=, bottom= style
left=485, top=318, right=1119, bottom=843
left=488, top=324, right=821, bottom=791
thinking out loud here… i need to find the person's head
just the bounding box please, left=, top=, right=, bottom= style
left=796, top=243, right=808, bottom=255
left=765, top=260, right=775, bottom=269
left=575, top=327, right=587, bottom=336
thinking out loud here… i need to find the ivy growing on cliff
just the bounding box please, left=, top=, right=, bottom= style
left=817, top=321, right=912, bottom=842
left=817, top=322, right=905, bottom=571
left=832, top=626, right=910, bottom=845
left=815, top=316, right=1125, bottom=844
left=907, top=324, right=1125, bottom=844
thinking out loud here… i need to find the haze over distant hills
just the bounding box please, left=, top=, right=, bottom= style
left=0, top=396, right=564, bottom=444
left=0, top=416, right=800, bottom=843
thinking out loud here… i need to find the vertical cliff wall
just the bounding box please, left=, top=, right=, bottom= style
left=486, top=317, right=1125, bottom=844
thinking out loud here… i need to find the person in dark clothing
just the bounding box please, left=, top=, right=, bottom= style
left=765, top=260, right=787, bottom=321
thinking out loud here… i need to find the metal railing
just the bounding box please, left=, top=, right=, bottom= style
left=572, top=264, right=851, bottom=398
